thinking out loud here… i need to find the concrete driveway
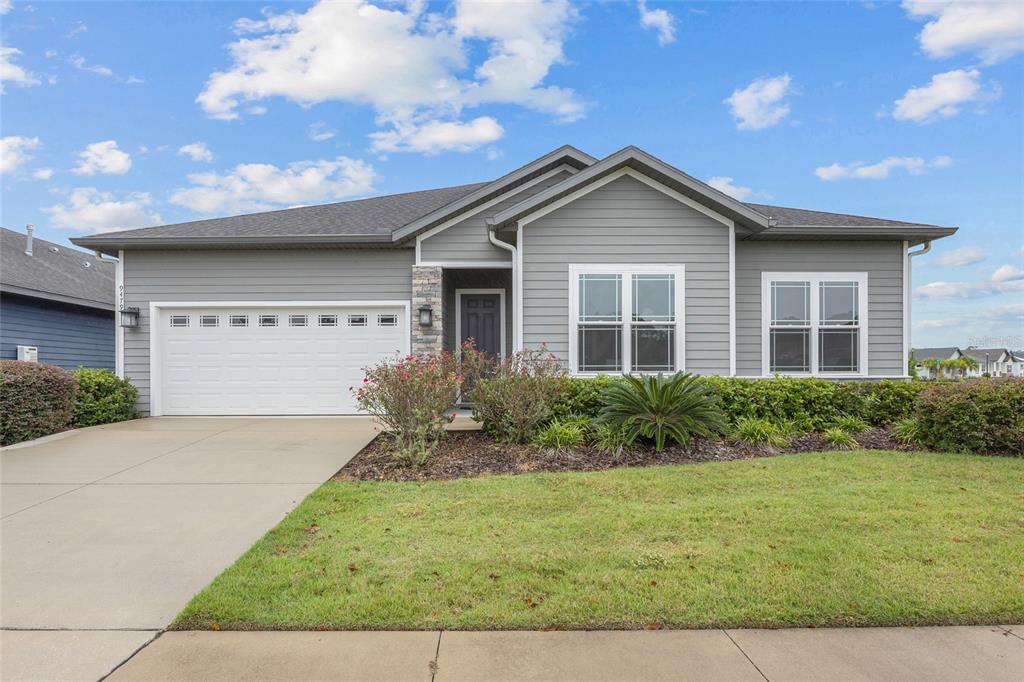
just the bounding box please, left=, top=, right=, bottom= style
left=0, top=416, right=376, bottom=682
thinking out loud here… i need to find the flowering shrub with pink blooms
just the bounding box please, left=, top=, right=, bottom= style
left=356, top=352, right=460, bottom=466
left=355, top=340, right=493, bottom=466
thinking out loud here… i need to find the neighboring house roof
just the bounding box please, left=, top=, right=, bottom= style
left=961, top=348, right=1010, bottom=363
left=1, top=227, right=115, bottom=310
left=911, top=347, right=961, bottom=361
left=70, top=144, right=958, bottom=254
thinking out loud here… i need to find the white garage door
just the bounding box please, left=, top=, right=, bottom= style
left=157, top=304, right=408, bottom=415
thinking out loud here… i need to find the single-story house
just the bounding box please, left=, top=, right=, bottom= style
left=911, top=346, right=963, bottom=379
left=72, top=145, right=957, bottom=416
left=961, top=347, right=1021, bottom=378
left=1, top=226, right=116, bottom=370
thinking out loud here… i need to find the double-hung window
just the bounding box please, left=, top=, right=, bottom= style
left=762, top=273, right=867, bottom=376
left=570, top=265, right=684, bottom=374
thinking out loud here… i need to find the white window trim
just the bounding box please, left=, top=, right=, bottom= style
left=568, top=264, right=686, bottom=376
left=454, top=288, right=507, bottom=358
left=148, top=300, right=411, bottom=416
left=760, top=272, right=869, bottom=378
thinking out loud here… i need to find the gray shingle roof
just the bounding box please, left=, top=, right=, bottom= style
left=746, top=203, right=938, bottom=228
left=1, top=227, right=114, bottom=309
left=70, top=146, right=955, bottom=254
left=961, top=348, right=1011, bottom=362
left=87, top=182, right=489, bottom=242
left=911, top=347, right=961, bottom=361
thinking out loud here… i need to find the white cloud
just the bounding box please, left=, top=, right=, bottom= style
left=902, top=1, right=1024, bottom=65
left=32, top=167, right=53, bottom=180
left=637, top=0, right=676, bottom=45
left=914, top=318, right=958, bottom=329
left=308, top=121, right=336, bottom=142
left=0, top=0, right=12, bottom=15
left=169, top=156, right=377, bottom=215
left=724, top=74, right=793, bottom=131
left=69, top=54, right=113, bottom=77
left=69, top=53, right=143, bottom=84
left=197, top=0, right=583, bottom=153
left=991, top=264, right=1024, bottom=283
left=1, top=46, right=41, bottom=93
left=44, top=188, right=161, bottom=233
left=915, top=264, right=1024, bottom=298
left=72, top=140, right=132, bottom=176
left=815, top=155, right=952, bottom=181
left=976, top=303, right=1024, bottom=321
left=937, top=245, right=986, bottom=266
left=66, top=22, right=87, bottom=38
left=892, top=68, right=998, bottom=123
left=705, top=176, right=772, bottom=202
left=0, top=135, right=41, bottom=173
left=177, top=142, right=214, bottom=163
left=369, top=116, right=503, bottom=154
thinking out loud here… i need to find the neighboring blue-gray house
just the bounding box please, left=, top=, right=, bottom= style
left=1, top=227, right=116, bottom=370
left=72, top=145, right=957, bottom=416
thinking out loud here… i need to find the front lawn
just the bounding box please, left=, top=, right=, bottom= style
left=174, top=451, right=1024, bottom=630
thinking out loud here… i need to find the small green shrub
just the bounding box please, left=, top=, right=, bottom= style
left=704, top=377, right=868, bottom=431
left=590, top=422, right=635, bottom=455
left=860, top=381, right=928, bottom=425
left=893, top=418, right=923, bottom=445
left=834, top=415, right=869, bottom=434
left=532, top=419, right=587, bottom=449
left=731, top=417, right=788, bottom=448
left=822, top=427, right=858, bottom=450
left=72, top=368, right=138, bottom=427
left=470, top=348, right=568, bottom=443
left=550, top=375, right=619, bottom=421
left=913, top=378, right=1023, bottom=454
left=598, top=373, right=726, bottom=451
left=1, top=361, right=79, bottom=446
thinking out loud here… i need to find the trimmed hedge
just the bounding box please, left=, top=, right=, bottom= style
left=0, top=361, right=79, bottom=446
left=913, top=378, right=1023, bottom=454
left=552, top=375, right=927, bottom=430
left=72, top=368, right=139, bottom=427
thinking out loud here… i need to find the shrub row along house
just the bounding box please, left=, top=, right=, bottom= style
left=1, top=226, right=115, bottom=370
left=72, top=145, right=957, bottom=417
left=912, top=346, right=1024, bottom=379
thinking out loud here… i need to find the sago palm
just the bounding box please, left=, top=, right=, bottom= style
left=597, top=373, right=727, bottom=451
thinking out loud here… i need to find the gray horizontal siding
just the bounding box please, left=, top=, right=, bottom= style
left=123, top=248, right=413, bottom=414
left=419, top=170, right=573, bottom=263
left=735, top=240, right=905, bottom=376
left=522, top=175, right=731, bottom=374
left=0, top=293, right=114, bottom=370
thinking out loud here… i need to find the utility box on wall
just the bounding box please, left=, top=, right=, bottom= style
left=17, top=345, right=38, bottom=362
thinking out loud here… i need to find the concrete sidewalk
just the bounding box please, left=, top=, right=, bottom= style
left=107, top=625, right=1023, bottom=682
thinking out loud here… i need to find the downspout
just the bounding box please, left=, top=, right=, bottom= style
left=906, top=241, right=932, bottom=377
left=93, top=249, right=120, bottom=263
left=487, top=219, right=518, bottom=351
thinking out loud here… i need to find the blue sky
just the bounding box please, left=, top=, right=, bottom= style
left=1, top=0, right=1021, bottom=348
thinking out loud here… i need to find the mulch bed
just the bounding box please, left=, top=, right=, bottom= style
left=334, top=427, right=917, bottom=482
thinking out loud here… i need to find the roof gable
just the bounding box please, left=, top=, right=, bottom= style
left=488, top=146, right=772, bottom=232
left=390, top=144, right=596, bottom=241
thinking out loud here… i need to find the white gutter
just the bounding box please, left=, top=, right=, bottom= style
left=487, top=224, right=519, bottom=351
left=905, top=240, right=932, bottom=375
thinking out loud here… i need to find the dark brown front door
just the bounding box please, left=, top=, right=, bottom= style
left=460, top=293, right=501, bottom=358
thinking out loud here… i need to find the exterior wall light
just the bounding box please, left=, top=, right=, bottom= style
left=119, top=306, right=140, bottom=328
left=418, top=305, right=433, bottom=327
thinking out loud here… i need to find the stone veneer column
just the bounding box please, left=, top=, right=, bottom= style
left=411, top=265, right=443, bottom=354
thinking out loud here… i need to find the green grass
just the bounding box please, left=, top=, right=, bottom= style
left=174, top=451, right=1024, bottom=631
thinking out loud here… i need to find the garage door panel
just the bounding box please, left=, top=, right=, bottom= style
left=158, top=305, right=407, bottom=415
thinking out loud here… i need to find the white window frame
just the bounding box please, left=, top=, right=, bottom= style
left=568, top=264, right=685, bottom=376
left=760, top=272, right=869, bottom=378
